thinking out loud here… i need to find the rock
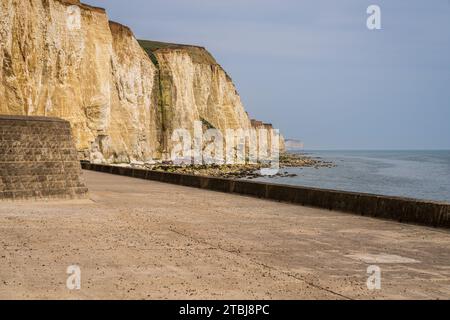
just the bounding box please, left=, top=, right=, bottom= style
left=139, top=41, right=254, bottom=154
left=0, top=0, right=161, bottom=162
left=0, top=0, right=260, bottom=164
left=130, top=161, right=145, bottom=167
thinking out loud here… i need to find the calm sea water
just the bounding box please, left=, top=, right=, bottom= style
left=256, top=150, right=450, bottom=203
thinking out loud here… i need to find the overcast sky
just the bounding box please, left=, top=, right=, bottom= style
left=88, top=0, right=450, bottom=150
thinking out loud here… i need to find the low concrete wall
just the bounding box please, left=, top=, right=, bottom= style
left=81, top=162, right=450, bottom=229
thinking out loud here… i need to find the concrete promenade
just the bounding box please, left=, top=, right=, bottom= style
left=0, top=170, right=449, bottom=299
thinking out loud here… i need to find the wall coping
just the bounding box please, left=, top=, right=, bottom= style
left=0, top=115, right=68, bottom=123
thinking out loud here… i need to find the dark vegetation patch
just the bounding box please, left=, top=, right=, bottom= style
left=138, top=39, right=217, bottom=65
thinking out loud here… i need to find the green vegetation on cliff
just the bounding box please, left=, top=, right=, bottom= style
left=138, top=39, right=217, bottom=65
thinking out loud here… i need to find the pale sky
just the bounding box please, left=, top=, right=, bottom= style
left=88, top=0, right=450, bottom=150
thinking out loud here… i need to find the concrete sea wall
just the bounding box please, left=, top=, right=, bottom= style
left=0, top=116, right=88, bottom=200
left=81, top=163, right=450, bottom=229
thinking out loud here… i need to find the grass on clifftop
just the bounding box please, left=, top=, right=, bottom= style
left=138, top=39, right=217, bottom=65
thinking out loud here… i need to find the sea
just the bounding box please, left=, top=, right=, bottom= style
left=255, top=150, right=450, bottom=203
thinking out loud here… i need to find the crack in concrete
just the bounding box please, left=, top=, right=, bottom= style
left=168, top=227, right=353, bottom=300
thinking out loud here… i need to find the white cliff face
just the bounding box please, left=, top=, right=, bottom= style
left=107, top=21, right=160, bottom=163
left=159, top=48, right=251, bottom=131
left=1, top=0, right=274, bottom=163
left=147, top=46, right=252, bottom=153
left=0, top=0, right=160, bottom=163
left=1, top=0, right=111, bottom=150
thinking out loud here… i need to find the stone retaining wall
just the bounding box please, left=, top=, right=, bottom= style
left=81, top=162, right=450, bottom=229
left=0, top=116, right=88, bottom=200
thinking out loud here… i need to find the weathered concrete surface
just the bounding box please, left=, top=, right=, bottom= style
left=0, top=116, right=88, bottom=200
left=0, top=170, right=449, bottom=299
left=81, top=162, right=450, bottom=229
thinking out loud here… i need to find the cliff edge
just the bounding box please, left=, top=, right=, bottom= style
left=0, top=0, right=280, bottom=163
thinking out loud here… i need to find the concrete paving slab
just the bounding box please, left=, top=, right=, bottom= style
left=0, top=170, right=449, bottom=299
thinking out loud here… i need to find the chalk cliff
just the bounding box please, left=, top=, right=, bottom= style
left=0, top=0, right=161, bottom=163
left=139, top=40, right=252, bottom=153
left=0, top=0, right=280, bottom=163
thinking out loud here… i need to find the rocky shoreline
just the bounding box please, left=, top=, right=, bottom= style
left=125, top=153, right=335, bottom=180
